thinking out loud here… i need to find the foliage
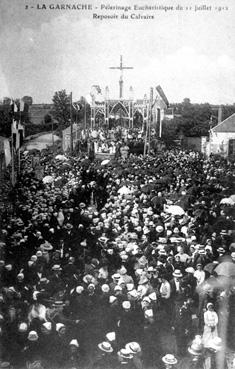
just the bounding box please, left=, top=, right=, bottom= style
left=51, top=90, right=71, bottom=133
left=220, top=104, right=235, bottom=121
left=22, top=96, right=33, bottom=106
left=44, top=114, right=53, bottom=124
left=0, top=106, right=12, bottom=137
left=75, top=96, right=91, bottom=126
left=24, top=121, right=58, bottom=137
left=167, top=99, right=213, bottom=137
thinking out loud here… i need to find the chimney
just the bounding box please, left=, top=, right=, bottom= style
left=218, top=106, right=222, bottom=123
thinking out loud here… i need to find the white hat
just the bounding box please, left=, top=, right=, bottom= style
left=114, top=285, right=122, bottom=292
left=101, top=284, right=110, bottom=293
left=144, top=309, right=153, bottom=318
left=17, top=273, right=24, bottom=279
left=122, top=301, right=131, bottom=309
left=172, top=269, right=183, bottom=278
left=207, top=337, right=222, bottom=352
left=162, top=354, right=178, bottom=365
left=106, top=332, right=116, bottom=342
left=125, top=342, right=141, bottom=354
left=70, top=339, right=79, bottom=347
left=112, top=273, right=121, bottom=280
left=18, top=322, right=28, bottom=332
left=126, top=283, right=134, bottom=291
left=118, top=348, right=134, bottom=359
left=98, top=341, right=113, bottom=353
left=109, top=296, right=117, bottom=304
left=142, top=296, right=151, bottom=304
left=185, top=267, right=195, bottom=274
left=119, top=266, right=127, bottom=275
left=56, top=323, right=65, bottom=332
left=76, top=286, right=84, bottom=294
left=28, top=331, right=38, bottom=341
left=149, top=292, right=157, bottom=301
left=117, top=275, right=125, bottom=284
left=128, top=289, right=138, bottom=299
left=42, top=322, right=52, bottom=331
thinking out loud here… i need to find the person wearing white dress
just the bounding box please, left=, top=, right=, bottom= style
left=202, top=303, right=218, bottom=347
left=194, top=263, right=206, bottom=285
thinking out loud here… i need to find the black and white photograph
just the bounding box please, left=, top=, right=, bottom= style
left=0, top=0, right=235, bottom=368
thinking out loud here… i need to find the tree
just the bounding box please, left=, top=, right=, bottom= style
left=44, top=114, right=52, bottom=124
left=75, top=96, right=91, bottom=126
left=3, top=97, right=11, bottom=105
left=51, top=90, right=71, bottom=133
left=0, top=106, right=12, bottom=137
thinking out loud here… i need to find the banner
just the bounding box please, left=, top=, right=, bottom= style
left=4, top=138, right=11, bottom=167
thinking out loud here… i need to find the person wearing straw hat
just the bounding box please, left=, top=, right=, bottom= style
left=117, top=301, right=135, bottom=347
left=161, top=354, right=178, bottom=369
left=141, top=309, right=162, bottom=367
left=117, top=348, right=135, bottom=369
left=178, top=335, right=204, bottom=369
left=23, top=331, right=41, bottom=366
left=92, top=342, right=116, bottom=369
left=64, top=339, right=82, bottom=369
left=38, top=322, right=54, bottom=368
left=125, top=342, right=143, bottom=369
left=204, top=336, right=223, bottom=369
left=169, top=269, right=184, bottom=327
left=105, top=332, right=118, bottom=353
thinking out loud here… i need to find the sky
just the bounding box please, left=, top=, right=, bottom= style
left=0, top=0, right=234, bottom=104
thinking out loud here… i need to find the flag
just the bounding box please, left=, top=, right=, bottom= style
left=93, top=85, right=102, bottom=94
left=73, top=103, right=80, bottom=111
left=12, top=120, right=20, bottom=150
left=10, top=99, right=15, bottom=112
left=18, top=123, right=25, bottom=147
left=156, top=85, right=169, bottom=108
left=4, top=138, right=11, bottom=167
left=14, top=102, right=18, bottom=112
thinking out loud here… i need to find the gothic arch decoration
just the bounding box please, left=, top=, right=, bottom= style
left=90, top=84, right=168, bottom=131
left=110, top=101, right=129, bottom=116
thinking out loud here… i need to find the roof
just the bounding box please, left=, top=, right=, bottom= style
left=156, top=85, right=169, bottom=108
left=212, top=113, right=235, bottom=133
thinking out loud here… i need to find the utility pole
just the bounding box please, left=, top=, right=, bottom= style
left=84, top=99, right=87, bottom=131
left=70, top=92, right=73, bottom=155
left=11, top=120, right=15, bottom=186
left=144, top=87, right=153, bottom=156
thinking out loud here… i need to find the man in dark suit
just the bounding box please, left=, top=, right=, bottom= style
left=169, top=269, right=185, bottom=327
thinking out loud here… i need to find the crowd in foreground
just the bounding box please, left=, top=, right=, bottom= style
left=0, top=146, right=235, bottom=369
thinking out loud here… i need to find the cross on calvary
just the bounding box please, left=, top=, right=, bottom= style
left=109, top=55, right=133, bottom=99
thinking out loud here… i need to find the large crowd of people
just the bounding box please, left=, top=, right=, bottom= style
left=0, top=143, right=235, bottom=369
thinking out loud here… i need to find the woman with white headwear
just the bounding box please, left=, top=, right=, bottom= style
left=202, top=303, right=218, bottom=347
